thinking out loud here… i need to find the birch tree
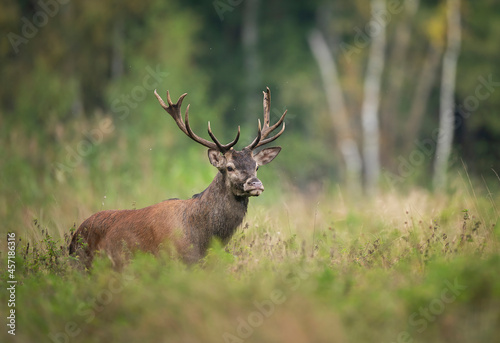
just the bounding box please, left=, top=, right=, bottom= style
left=433, top=0, right=461, bottom=190
left=361, top=0, right=386, bottom=195
left=308, top=29, right=362, bottom=193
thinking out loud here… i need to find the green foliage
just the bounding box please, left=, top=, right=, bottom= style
left=16, top=219, right=74, bottom=276
left=1, top=189, right=499, bottom=342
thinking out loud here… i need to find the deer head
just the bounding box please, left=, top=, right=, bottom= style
left=154, top=87, right=287, bottom=198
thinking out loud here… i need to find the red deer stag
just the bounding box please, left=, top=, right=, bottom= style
left=69, top=87, right=287, bottom=268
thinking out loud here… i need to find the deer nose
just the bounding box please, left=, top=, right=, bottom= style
left=245, top=177, right=264, bottom=195
left=247, top=178, right=264, bottom=190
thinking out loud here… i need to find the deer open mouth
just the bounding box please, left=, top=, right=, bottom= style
left=247, top=186, right=264, bottom=196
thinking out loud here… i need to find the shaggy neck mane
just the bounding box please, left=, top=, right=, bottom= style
left=184, top=172, right=248, bottom=251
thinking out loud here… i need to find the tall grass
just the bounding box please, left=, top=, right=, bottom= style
left=1, top=180, right=499, bottom=342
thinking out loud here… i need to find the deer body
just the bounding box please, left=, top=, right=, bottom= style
left=71, top=169, right=248, bottom=266
left=70, top=88, right=287, bottom=267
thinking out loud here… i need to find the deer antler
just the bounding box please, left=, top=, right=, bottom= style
left=154, top=90, right=240, bottom=153
left=246, top=87, right=287, bottom=150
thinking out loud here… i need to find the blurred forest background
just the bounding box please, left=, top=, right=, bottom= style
left=1, top=0, right=500, bottom=235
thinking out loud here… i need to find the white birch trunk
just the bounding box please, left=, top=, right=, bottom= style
left=433, top=0, right=461, bottom=190
left=308, top=29, right=362, bottom=193
left=361, top=0, right=386, bottom=195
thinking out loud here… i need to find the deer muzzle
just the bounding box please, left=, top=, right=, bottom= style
left=244, top=177, right=264, bottom=196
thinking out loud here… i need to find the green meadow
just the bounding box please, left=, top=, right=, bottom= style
left=1, top=166, right=499, bottom=342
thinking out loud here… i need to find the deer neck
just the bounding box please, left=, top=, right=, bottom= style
left=186, top=171, right=248, bottom=246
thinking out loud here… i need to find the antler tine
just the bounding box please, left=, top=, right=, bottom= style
left=263, top=87, right=271, bottom=127
left=207, top=122, right=241, bottom=152
left=227, top=126, right=241, bottom=149
left=264, top=109, right=287, bottom=136
left=256, top=120, right=286, bottom=146
left=154, top=90, right=190, bottom=137
left=207, top=121, right=225, bottom=151
left=245, top=87, right=287, bottom=150
left=155, top=89, right=239, bottom=153
left=154, top=89, right=168, bottom=108
left=183, top=104, right=223, bottom=150
left=246, top=119, right=262, bottom=150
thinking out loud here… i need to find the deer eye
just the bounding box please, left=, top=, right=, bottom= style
left=227, top=166, right=234, bottom=172
left=256, top=166, right=259, bottom=171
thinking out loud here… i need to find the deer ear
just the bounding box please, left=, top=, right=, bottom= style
left=254, top=147, right=281, bottom=166
left=208, top=149, right=225, bottom=168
